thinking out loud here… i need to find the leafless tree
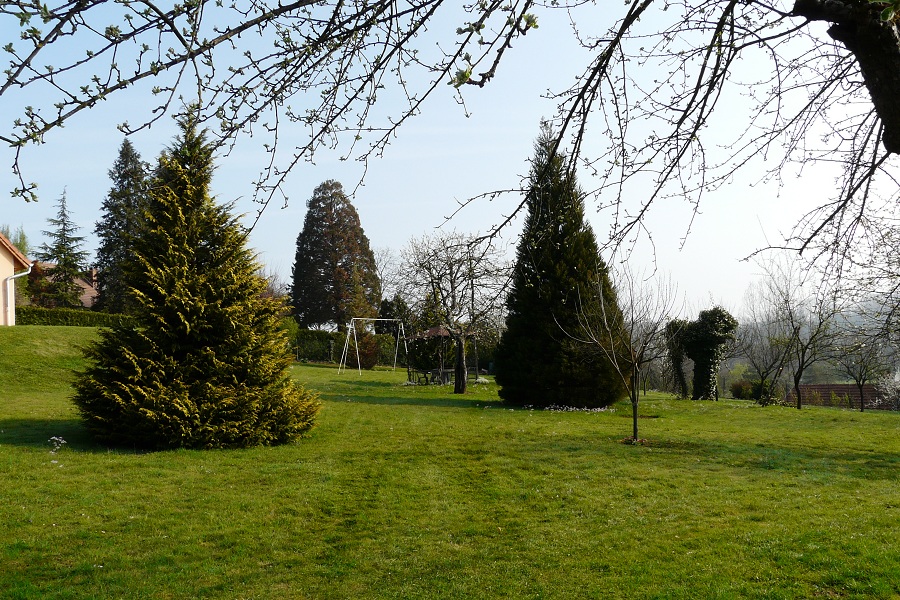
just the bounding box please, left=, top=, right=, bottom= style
left=737, top=282, right=795, bottom=405
left=762, top=259, right=841, bottom=409
left=400, top=231, right=510, bottom=394
left=257, top=265, right=290, bottom=300
left=373, top=246, right=403, bottom=302
left=831, top=318, right=894, bottom=412
left=841, top=222, right=900, bottom=345
left=572, top=264, right=681, bottom=442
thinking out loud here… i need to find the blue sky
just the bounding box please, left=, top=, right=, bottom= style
left=0, top=4, right=841, bottom=314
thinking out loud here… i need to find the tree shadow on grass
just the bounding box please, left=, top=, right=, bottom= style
left=331, top=379, right=398, bottom=389
left=635, top=437, right=900, bottom=482
left=0, top=418, right=94, bottom=451
left=0, top=418, right=144, bottom=453
left=325, top=393, right=503, bottom=410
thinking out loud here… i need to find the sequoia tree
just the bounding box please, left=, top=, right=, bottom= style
left=495, top=128, right=628, bottom=409
left=291, top=180, right=381, bottom=330
left=72, top=114, right=320, bottom=449
left=93, top=138, right=149, bottom=313
left=4, top=1, right=899, bottom=267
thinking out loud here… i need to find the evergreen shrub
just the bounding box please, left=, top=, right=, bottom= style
left=730, top=379, right=753, bottom=400
left=376, top=334, right=402, bottom=366
left=294, top=330, right=339, bottom=362
left=495, top=127, right=627, bottom=408
left=72, top=115, right=320, bottom=449
left=348, top=333, right=379, bottom=370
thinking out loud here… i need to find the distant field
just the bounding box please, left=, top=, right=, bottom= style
left=1, top=326, right=899, bottom=599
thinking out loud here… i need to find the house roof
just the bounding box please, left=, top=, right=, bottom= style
left=33, top=261, right=98, bottom=308
left=0, top=231, right=31, bottom=271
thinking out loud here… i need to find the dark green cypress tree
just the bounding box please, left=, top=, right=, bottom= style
left=291, top=180, right=381, bottom=330
left=94, top=138, right=149, bottom=313
left=73, top=114, right=320, bottom=449
left=35, top=190, right=89, bottom=308
left=495, top=127, right=628, bottom=408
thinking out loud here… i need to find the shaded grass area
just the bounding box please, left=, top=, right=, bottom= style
left=1, top=327, right=900, bottom=598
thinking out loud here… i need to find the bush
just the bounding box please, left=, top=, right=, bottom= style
left=292, top=329, right=400, bottom=367
left=18, top=306, right=136, bottom=328
left=828, top=391, right=852, bottom=408
left=293, top=329, right=338, bottom=362
left=730, top=379, right=753, bottom=400
left=72, top=116, right=320, bottom=449
left=348, top=333, right=380, bottom=370
left=376, top=333, right=404, bottom=367
left=752, top=380, right=780, bottom=407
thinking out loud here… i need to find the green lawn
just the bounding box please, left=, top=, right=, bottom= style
left=1, top=326, right=899, bottom=599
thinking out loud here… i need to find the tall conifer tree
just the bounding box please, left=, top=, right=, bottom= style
left=73, top=113, right=320, bottom=449
left=291, top=180, right=381, bottom=329
left=35, top=190, right=89, bottom=308
left=495, top=127, right=628, bottom=408
left=94, top=138, right=149, bottom=313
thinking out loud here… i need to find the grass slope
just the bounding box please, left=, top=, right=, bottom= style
left=1, top=326, right=899, bottom=599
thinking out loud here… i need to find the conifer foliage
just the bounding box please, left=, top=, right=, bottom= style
left=495, top=128, right=628, bottom=408
left=73, top=115, right=320, bottom=449
left=34, top=191, right=89, bottom=309
left=291, top=180, right=381, bottom=330
left=93, top=138, right=149, bottom=313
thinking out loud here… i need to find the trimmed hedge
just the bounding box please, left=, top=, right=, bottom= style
left=17, top=306, right=137, bottom=328
left=293, top=330, right=340, bottom=362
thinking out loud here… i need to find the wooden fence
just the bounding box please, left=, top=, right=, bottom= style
left=786, top=383, right=884, bottom=410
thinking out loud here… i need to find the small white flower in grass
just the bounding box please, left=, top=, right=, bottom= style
left=48, top=436, right=67, bottom=453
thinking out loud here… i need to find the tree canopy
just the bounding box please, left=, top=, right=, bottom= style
left=34, top=190, right=89, bottom=309
left=93, top=137, right=149, bottom=313
left=4, top=1, right=899, bottom=264
left=291, top=180, right=381, bottom=330
left=495, top=128, right=628, bottom=409
left=73, top=113, right=320, bottom=449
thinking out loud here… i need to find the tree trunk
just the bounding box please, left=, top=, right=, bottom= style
left=671, top=351, right=689, bottom=399
left=453, top=335, right=467, bottom=394
left=692, top=355, right=716, bottom=400
left=857, top=381, right=865, bottom=412
left=793, top=0, right=900, bottom=154
left=631, top=368, right=640, bottom=441
left=794, top=376, right=803, bottom=410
